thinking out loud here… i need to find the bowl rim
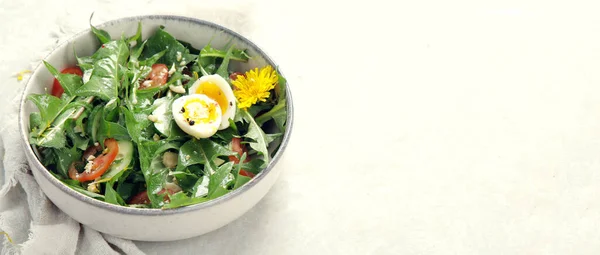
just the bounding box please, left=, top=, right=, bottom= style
left=18, top=14, right=294, bottom=215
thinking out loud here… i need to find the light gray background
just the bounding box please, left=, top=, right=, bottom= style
left=3, top=0, right=600, bottom=254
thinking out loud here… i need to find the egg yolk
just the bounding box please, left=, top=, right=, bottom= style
left=195, top=80, right=229, bottom=114
left=181, top=98, right=219, bottom=125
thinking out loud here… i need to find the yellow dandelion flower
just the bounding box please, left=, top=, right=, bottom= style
left=232, top=65, right=278, bottom=109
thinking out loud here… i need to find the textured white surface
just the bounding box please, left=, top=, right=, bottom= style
left=4, top=0, right=600, bottom=254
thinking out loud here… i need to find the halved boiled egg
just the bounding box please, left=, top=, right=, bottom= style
left=188, top=74, right=236, bottom=130
left=172, top=94, right=222, bottom=139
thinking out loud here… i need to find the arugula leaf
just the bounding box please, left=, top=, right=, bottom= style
left=76, top=54, right=94, bottom=72
left=170, top=170, right=199, bottom=192
left=176, top=139, right=234, bottom=172
left=119, top=65, right=131, bottom=98
left=65, top=119, right=90, bottom=150
left=209, top=185, right=230, bottom=200
left=274, top=73, right=287, bottom=130
left=28, top=94, right=90, bottom=148
left=255, top=99, right=286, bottom=126
left=75, top=109, right=89, bottom=133
left=232, top=153, right=246, bottom=177
left=196, top=55, right=216, bottom=75
left=239, top=158, right=265, bottom=176
left=121, top=106, right=152, bottom=144
left=127, top=22, right=142, bottom=44
left=116, top=181, right=135, bottom=202
left=247, top=104, right=271, bottom=118
left=208, top=162, right=234, bottom=199
left=240, top=110, right=273, bottom=164
left=234, top=175, right=252, bottom=189
left=127, top=64, right=152, bottom=108
left=266, top=133, right=283, bottom=143
left=53, top=146, right=81, bottom=178
left=191, top=174, right=209, bottom=197
left=230, top=153, right=263, bottom=188
left=87, top=105, right=103, bottom=144
left=105, top=180, right=126, bottom=206
left=211, top=127, right=236, bottom=145
left=104, top=168, right=129, bottom=206
left=272, top=106, right=287, bottom=132
left=232, top=153, right=250, bottom=189
left=162, top=192, right=208, bottom=209
left=200, top=45, right=250, bottom=62
left=96, top=108, right=130, bottom=143
left=76, top=40, right=129, bottom=100
left=27, top=94, right=64, bottom=125
left=137, top=140, right=180, bottom=206
left=141, top=26, right=194, bottom=67
left=43, top=61, right=84, bottom=96
left=215, top=45, right=235, bottom=79
left=166, top=120, right=188, bottom=141
left=255, top=74, right=288, bottom=131
left=232, top=156, right=262, bottom=190
left=175, top=139, right=235, bottom=200
left=275, top=72, right=287, bottom=103
left=196, top=43, right=249, bottom=76
left=59, top=177, right=105, bottom=200
left=178, top=39, right=201, bottom=54
left=129, top=41, right=147, bottom=64
left=139, top=50, right=167, bottom=67
left=90, top=23, right=111, bottom=44
left=29, top=112, right=42, bottom=134
left=67, top=183, right=105, bottom=200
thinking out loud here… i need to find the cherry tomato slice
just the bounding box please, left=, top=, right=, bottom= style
left=140, top=64, right=168, bottom=90
left=51, top=67, right=83, bottom=98
left=68, top=161, right=85, bottom=180
left=69, top=139, right=119, bottom=182
left=228, top=137, right=255, bottom=178
left=128, top=190, right=151, bottom=205
left=239, top=169, right=256, bottom=178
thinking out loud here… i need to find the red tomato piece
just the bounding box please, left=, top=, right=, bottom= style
left=51, top=66, right=83, bottom=98
left=229, top=137, right=255, bottom=178
left=128, top=190, right=151, bottom=205
left=239, top=169, right=256, bottom=178
left=68, top=139, right=119, bottom=182
left=140, top=64, right=168, bottom=89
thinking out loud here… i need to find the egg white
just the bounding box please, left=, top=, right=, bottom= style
left=151, top=97, right=171, bottom=137
left=188, top=74, right=236, bottom=130
left=172, top=94, right=222, bottom=139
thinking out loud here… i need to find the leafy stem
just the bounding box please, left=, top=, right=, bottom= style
left=199, top=64, right=209, bottom=76
left=199, top=52, right=249, bottom=61
left=255, top=102, right=285, bottom=125
left=35, top=96, right=77, bottom=137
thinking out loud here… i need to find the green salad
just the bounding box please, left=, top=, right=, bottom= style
left=27, top=23, right=287, bottom=209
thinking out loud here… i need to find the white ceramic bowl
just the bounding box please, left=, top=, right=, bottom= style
left=18, top=15, right=293, bottom=242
